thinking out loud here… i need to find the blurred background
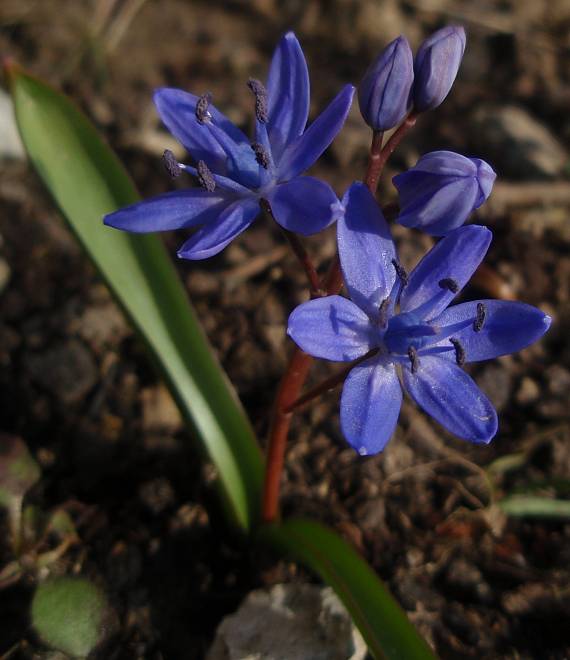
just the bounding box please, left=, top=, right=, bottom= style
left=0, top=0, right=569, bottom=657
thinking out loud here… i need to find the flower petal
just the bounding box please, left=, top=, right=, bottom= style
left=103, top=189, right=232, bottom=233
left=338, top=182, right=397, bottom=319
left=287, top=295, right=378, bottom=362
left=431, top=300, right=551, bottom=362
left=403, top=355, right=497, bottom=443
left=177, top=198, right=259, bottom=260
left=340, top=357, right=402, bottom=455
left=266, top=32, right=310, bottom=159
left=400, top=225, right=492, bottom=319
left=267, top=176, right=341, bottom=235
left=153, top=88, right=249, bottom=174
left=277, top=84, right=355, bottom=180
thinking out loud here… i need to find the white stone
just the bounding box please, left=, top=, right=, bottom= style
left=207, top=584, right=367, bottom=660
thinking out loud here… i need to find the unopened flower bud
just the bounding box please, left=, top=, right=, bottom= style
left=358, top=36, right=414, bottom=131
left=393, top=150, right=496, bottom=236
left=413, top=26, right=466, bottom=112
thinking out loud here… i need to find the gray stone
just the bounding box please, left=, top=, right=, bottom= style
left=472, top=106, right=568, bottom=180
left=25, top=339, right=98, bottom=404
left=207, top=584, right=367, bottom=660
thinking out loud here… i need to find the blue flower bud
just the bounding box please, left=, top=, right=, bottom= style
left=358, top=36, right=414, bottom=131
left=393, top=150, right=496, bottom=236
left=413, top=26, right=466, bottom=112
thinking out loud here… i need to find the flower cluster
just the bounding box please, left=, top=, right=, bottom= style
left=288, top=183, right=550, bottom=454
left=104, top=28, right=551, bottom=454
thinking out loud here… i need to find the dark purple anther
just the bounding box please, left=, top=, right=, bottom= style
left=197, top=160, right=216, bottom=192
left=391, top=259, right=408, bottom=286
left=378, top=298, right=390, bottom=328
left=474, top=302, right=486, bottom=332
left=413, top=26, right=466, bottom=112
left=247, top=78, right=268, bottom=123
left=358, top=35, right=414, bottom=131
left=251, top=142, right=270, bottom=169
left=162, top=149, right=181, bottom=178
left=407, top=345, right=419, bottom=373
left=195, top=92, right=213, bottom=123
left=450, top=337, right=465, bottom=366
left=439, top=277, right=459, bottom=293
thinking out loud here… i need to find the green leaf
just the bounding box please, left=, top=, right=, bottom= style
left=0, top=434, right=41, bottom=510
left=0, top=434, right=41, bottom=552
left=260, top=518, right=437, bottom=660
left=6, top=63, right=263, bottom=532
left=31, top=577, right=110, bottom=657
left=499, top=495, right=570, bottom=519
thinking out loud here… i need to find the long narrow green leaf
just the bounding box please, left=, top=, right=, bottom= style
left=260, top=518, right=437, bottom=660
left=6, top=64, right=263, bottom=532
left=499, top=496, right=570, bottom=519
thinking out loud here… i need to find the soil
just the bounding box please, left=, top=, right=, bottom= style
left=0, top=1, right=569, bottom=658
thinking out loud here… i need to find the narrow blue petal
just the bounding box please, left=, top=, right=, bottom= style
left=340, top=357, right=402, bottom=455
left=338, top=183, right=397, bottom=319
left=104, top=189, right=232, bottom=233
left=402, top=355, right=498, bottom=444
left=277, top=84, right=355, bottom=180
left=287, top=295, right=378, bottom=362
left=153, top=88, right=249, bottom=174
left=266, top=176, right=341, bottom=235
left=400, top=225, right=492, bottom=319
left=266, top=32, right=310, bottom=159
left=177, top=198, right=259, bottom=260
left=431, top=300, right=551, bottom=362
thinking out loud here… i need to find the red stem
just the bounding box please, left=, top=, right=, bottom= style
left=280, top=228, right=324, bottom=297
left=364, top=130, right=384, bottom=193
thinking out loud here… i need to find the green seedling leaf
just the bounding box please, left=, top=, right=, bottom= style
left=260, top=518, right=437, bottom=660
left=32, top=577, right=110, bottom=657
left=499, top=495, right=570, bottom=519
left=6, top=63, right=263, bottom=532
left=0, top=434, right=41, bottom=551
left=0, top=434, right=41, bottom=509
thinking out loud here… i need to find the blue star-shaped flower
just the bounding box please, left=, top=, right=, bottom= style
left=288, top=183, right=551, bottom=454
left=104, top=32, right=354, bottom=259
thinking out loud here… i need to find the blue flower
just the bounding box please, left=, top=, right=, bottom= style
left=288, top=183, right=550, bottom=455
left=358, top=35, right=414, bottom=131
left=104, top=32, right=354, bottom=259
left=393, top=150, right=496, bottom=235
left=413, top=26, right=466, bottom=112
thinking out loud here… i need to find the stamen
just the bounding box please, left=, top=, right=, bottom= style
left=439, top=278, right=459, bottom=293
left=247, top=78, right=268, bottom=123
left=407, top=345, right=419, bottom=374
left=195, top=92, right=213, bottom=123
left=391, top=259, right=408, bottom=286
left=450, top=337, right=466, bottom=366
left=197, top=160, right=216, bottom=192
left=162, top=149, right=182, bottom=178
left=378, top=298, right=390, bottom=329
left=251, top=142, right=270, bottom=169
left=474, top=302, right=487, bottom=332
